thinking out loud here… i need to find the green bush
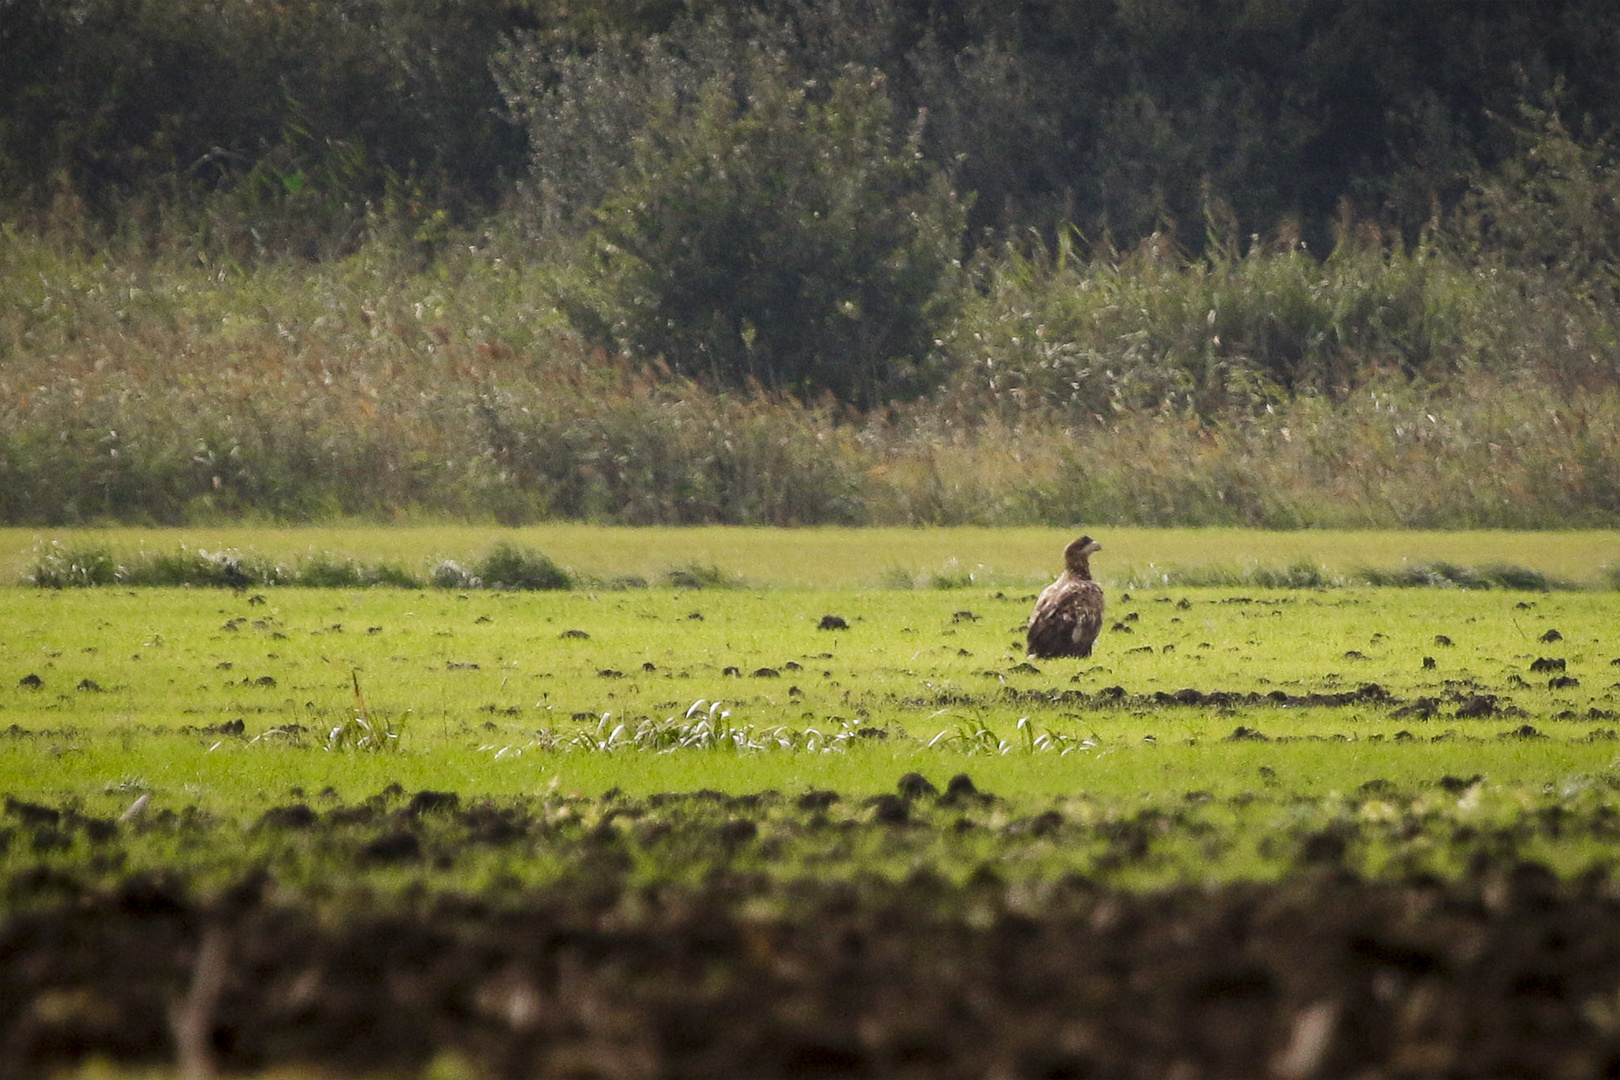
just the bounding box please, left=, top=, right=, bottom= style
left=500, top=16, right=965, bottom=407
left=1459, top=103, right=1620, bottom=302
left=591, top=58, right=963, bottom=405
left=473, top=544, right=571, bottom=591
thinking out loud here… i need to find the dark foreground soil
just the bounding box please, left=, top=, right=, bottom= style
left=6, top=866, right=1620, bottom=1078
left=5, top=775, right=1620, bottom=1079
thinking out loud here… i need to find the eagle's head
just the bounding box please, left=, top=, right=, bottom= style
left=1063, top=535, right=1102, bottom=577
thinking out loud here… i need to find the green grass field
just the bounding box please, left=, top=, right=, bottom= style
left=4, top=527, right=1619, bottom=896
left=5, top=528, right=1620, bottom=1080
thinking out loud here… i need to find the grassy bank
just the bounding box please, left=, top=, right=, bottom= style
left=3, top=526, right=1618, bottom=590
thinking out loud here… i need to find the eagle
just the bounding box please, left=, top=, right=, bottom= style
left=1027, top=535, right=1105, bottom=659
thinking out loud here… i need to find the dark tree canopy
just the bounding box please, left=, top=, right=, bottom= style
left=5, top=0, right=1620, bottom=249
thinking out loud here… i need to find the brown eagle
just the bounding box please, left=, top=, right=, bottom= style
left=1027, top=535, right=1105, bottom=659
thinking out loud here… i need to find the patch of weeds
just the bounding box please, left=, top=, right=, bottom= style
left=577, top=573, right=650, bottom=590
left=1361, top=561, right=1484, bottom=588
left=925, top=716, right=1097, bottom=755
left=292, top=555, right=420, bottom=589
left=520, top=706, right=871, bottom=754
left=327, top=672, right=403, bottom=752
left=430, top=559, right=479, bottom=589
left=1249, top=558, right=1334, bottom=589
left=25, top=542, right=119, bottom=587
left=120, top=547, right=281, bottom=588
left=877, top=567, right=917, bottom=589
left=1355, top=561, right=1578, bottom=591
left=1124, top=560, right=1339, bottom=589
left=928, top=559, right=977, bottom=589
left=665, top=562, right=741, bottom=589
left=1123, top=559, right=1584, bottom=592
left=1477, top=563, right=1563, bottom=591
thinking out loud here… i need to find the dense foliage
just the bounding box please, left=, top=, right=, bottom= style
left=9, top=0, right=1620, bottom=248
left=501, top=30, right=965, bottom=404
left=5, top=0, right=1620, bottom=526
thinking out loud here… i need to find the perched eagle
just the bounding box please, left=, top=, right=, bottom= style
left=1027, top=536, right=1105, bottom=659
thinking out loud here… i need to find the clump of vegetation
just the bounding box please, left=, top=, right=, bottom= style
left=664, top=563, right=741, bottom=590
left=876, top=567, right=918, bottom=590
left=428, top=545, right=574, bottom=590
left=121, top=548, right=282, bottom=589
left=1352, top=562, right=1573, bottom=591
left=471, top=543, right=572, bottom=591
left=502, top=23, right=963, bottom=406
left=928, top=562, right=979, bottom=590
left=20, top=542, right=572, bottom=590
left=524, top=709, right=876, bottom=754
left=1122, top=560, right=1340, bottom=590
left=24, top=543, right=120, bottom=588
left=291, top=555, right=419, bottom=589
left=327, top=672, right=402, bottom=752
left=16, top=539, right=1612, bottom=592
left=25, top=542, right=283, bottom=588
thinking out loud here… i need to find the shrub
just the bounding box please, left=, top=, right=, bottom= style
left=472, top=544, right=571, bottom=591
left=593, top=59, right=962, bottom=405
left=501, top=16, right=965, bottom=407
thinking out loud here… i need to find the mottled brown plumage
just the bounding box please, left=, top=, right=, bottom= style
left=1027, top=536, right=1105, bottom=659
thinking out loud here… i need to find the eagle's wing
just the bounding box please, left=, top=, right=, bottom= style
left=1027, top=578, right=1105, bottom=659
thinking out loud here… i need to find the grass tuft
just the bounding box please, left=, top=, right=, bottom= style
left=664, top=562, right=742, bottom=590
left=877, top=567, right=918, bottom=589
left=25, top=542, right=120, bottom=587
left=326, top=671, right=402, bottom=752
